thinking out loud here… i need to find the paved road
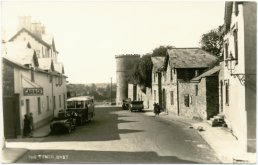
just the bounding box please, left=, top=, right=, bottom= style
left=16, top=106, right=220, bottom=163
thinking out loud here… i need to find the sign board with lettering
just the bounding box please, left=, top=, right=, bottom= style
left=24, top=88, right=44, bottom=96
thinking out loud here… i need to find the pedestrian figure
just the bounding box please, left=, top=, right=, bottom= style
left=29, top=112, right=34, bottom=131
left=156, top=103, right=161, bottom=116
left=153, top=103, right=158, bottom=116
left=23, top=114, right=31, bottom=137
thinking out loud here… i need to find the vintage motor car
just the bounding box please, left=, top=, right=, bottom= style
left=50, top=110, right=76, bottom=134
left=129, top=101, right=144, bottom=112
left=122, top=98, right=131, bottom=110
left=66, top=96, right=95, bottom=125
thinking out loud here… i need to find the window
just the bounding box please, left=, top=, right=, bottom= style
left=38, top=97, right=41, bottom=114
left=154, top=90, right=156, bottom=102
left=170, top=69, right=173, bottom=81
left=49, top=75, right=52, bottom=83
left=225, top=43, right=229, bottom=59
left=170, top=91, right=174, bottom=105
left=153, top=73, right=156, bottom=82
left=47, top=96, right=49, bottom=111
left=63, top=94, right=66, bottom=109
left=224, top=43, right=229, bottom=66
left=53, top=96, right=56, bottom=110
left=225, top=82, right=229, bottom=106
left=195, top=85, right=198, bottom=96
left=31, top=67, right=35, bottom=82
left=184, top=94, right=190, bottom=107
left=233, top=29, right=238, bottom=64
left=59, top=95, right=61, bottom=107
left=26, top=99, right=30, bottom=114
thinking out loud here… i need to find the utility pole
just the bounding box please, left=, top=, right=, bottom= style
left=110, top=77, right=112, bottom=104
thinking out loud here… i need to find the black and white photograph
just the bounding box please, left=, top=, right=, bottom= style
left=1, top=0, right=256, bottom=164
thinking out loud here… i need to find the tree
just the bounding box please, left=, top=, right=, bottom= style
left=152, top=45, right=175, bottom=57
left=200, top=26, right=224, bottom=56
left=130, top=54, right=153, bottom=89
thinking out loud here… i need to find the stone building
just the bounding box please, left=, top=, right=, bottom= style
left=115, top=54, right=140, bottom=105
left=181, top=65, right=220, bottom=120
left=219, top=2, right=256, bottom=153
left=151, top=57, right=165, bottom=110
left=162, top=48, right=218, bottom=117
left=2, top=17, right=67, bottom=139
left=128, top=83, right=152, bottom=109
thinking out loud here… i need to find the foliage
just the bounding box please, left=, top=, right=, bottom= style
left=67, top=83, right=116, bottom=101
left=199, top=26, right=224, bottom=56
left=130, top=54, right=153, bottom=89
left=152, top=45, right=175, bottom=57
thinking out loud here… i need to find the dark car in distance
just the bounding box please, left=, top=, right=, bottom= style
left=129, top=101, right=144, bottom=112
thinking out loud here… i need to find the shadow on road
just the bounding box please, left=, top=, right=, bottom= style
left=43, top=107, right=143, bottom=142
left=17, top=149, right=199, bottom=164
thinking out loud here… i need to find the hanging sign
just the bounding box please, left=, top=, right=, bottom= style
left=24, top=88, right=43, bottom=96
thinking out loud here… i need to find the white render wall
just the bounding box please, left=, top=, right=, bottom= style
left=222, top=3, right=247, bottom=151
left=12, top=31, right=58, bottom=61
left=14, top=68, right=67, bottom=131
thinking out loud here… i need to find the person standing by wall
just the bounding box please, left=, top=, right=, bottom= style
left=29, top=113, right=34, bottom=133
left=23, top=114, right=31, bottom=137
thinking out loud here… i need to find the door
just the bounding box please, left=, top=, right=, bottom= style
left=3, top=94, right=20, bottom=139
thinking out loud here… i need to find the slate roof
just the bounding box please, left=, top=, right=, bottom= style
left=167, top=48, right=218, bottom=69
left=151, top=57, right=165, bottom=73
left=3, top=41, right=38, bottom=67
left=191, top=65, right=220, bottom=81
left=9, top=28, right=50, bottom=49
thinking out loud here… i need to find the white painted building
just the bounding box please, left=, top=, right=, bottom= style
left=219, top=2, right=256, bottom=153
left=2, top=17, right=67, bottom=138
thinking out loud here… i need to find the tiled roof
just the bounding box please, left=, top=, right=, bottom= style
left=54, top=62, right=64, bottom=74
left=9, top=28, right=50, bottom=49
left=167, top=48, right=218, bottom=68
left=151, top=56, right=165, bottom=72
left=3, top=41, right=38, bottom=67
left=191, top=65, right=220, bottom=81
left=38, top=58, right=54, bottom=71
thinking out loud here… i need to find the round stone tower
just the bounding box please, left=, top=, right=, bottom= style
left=115, top=54, right=140, bottom=105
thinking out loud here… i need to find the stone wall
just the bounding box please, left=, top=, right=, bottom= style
left=178, top=79, right=207, bottom=120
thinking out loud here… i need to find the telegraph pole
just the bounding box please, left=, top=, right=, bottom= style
left=110, top=77, right=112, bottom=104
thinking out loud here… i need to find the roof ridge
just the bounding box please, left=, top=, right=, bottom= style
left=9, top=28, right=50, bottom=48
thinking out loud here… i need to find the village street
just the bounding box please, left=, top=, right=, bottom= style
left=14, top=106, right=220, bottom=163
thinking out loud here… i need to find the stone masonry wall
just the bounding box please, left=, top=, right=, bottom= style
left=178, top=80, right=207, bottom=120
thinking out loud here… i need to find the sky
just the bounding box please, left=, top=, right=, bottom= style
left=1, top=1, right=225, bottom=84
